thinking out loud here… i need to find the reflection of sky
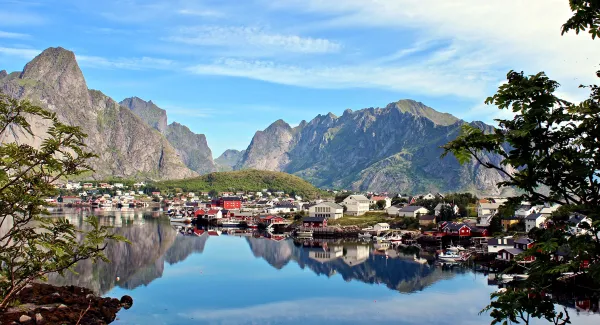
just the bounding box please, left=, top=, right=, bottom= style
left=108, top=236, right=598, bottom=325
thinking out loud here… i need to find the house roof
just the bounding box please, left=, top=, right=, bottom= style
left=400, top=205, right=426, bottom=212
left=221, top=197, right=241, bottom=201
left=525, top=213, right=544, bottom=221
left=419, top=215, right=436, bottom=221
left=303, top=216, right=327, bottom=222
left=207, top=209, right=220, bottom=214
left=375, top=223, right=390, bottom=227
left=488, top=238, right=515, bottom=246
left=314, top=202, right=343, bottom=209
left=479, top=202, right=501, bottom=209
left=370, top=196, right=389, bottom=201
left=568, top=214, right=587, bottom=225
left=444, top=222, right=471, bottom=231
left=499, top=247, right=524, bottom=255
left=344, top=195, right=370, bottom=202
left=515, top=237, right=534, bottom=245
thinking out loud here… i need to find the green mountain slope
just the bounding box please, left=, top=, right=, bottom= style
left=154, top=169, right=322, bottom=199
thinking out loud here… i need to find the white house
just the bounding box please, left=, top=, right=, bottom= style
left=525, top=213, right=547, bottom=232
left=397, top=206, right=429, bottom=218
left=374, top=223, right=390, bottom=232
left=343, top=195, right=370, bottom=216
left=487, top=237, right=515, bottom=254
left=515, top=203, right=539, bottom=219
left=370, top=196, right=391, bottom=209
left=386, top=204, right=404, bottom=216
left=422, top=193, right=436, bottom=200
left=568, top=215, right=592, bottom=236
left=113, top=183, right=124, bottom=189
left=308, top=245, right=343, bottom=263
left=342, top=244, right=370, bottom=266
left=477, top=202, right=501, bottom=218
left=309, top=202, right=344, bottom=220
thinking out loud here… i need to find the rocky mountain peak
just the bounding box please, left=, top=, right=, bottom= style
left=0, top=70, right=7, bottom=79
left=19, top=47, right=88, bottom=99
left=120, top=97, right=168, bottom=134
left=267, top=119, right=292, bottom=131
left=391, top=99, right=460, bottom=126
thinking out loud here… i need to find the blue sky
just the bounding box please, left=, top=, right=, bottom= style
left=1, top=0, right=599, bottom=157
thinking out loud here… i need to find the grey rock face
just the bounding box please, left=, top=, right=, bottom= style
left=122, top=97, right=217, bottom=175
left=0, top=47, right=196, bottom=180
left=238, top=99, right=515, bottom=194
left=215, top=149, right=245, bottom=171
left=120, top=97, right=168, bottom=134
left=0, top=70, right=7, bottom=79
left=165, top=122, right=216, bottom=175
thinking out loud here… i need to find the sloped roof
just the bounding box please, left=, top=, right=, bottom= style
left=314, top=202, right=343, bottom=209
left=525, top=213, right=544, bottom=221
left=400, top=205, right=427, bottom=212
left=419, top=215, right=436, bottom=221
left=303, top=216, right=327, bottom=222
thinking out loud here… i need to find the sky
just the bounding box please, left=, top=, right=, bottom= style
left=1, top=0, right=599, bottom=157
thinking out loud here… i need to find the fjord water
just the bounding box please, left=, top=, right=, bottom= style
left=49, top=209, right=598, bottom=325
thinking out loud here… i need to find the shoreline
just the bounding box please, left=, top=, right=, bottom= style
left=0, top=283, right=132, bottom=325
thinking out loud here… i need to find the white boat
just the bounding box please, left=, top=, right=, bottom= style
left=358, top=232, right=372, bottom=239
left=296, top=230, right=313, bottom=238
left=220, top=220, right=240, bottom=227
left=446, top=245, right=466, bottom=252
left=438, top=251, right=461, bottom=262
left=384, top=234, right=403, bottom=243
left=170, top=216, right=192, bottom=223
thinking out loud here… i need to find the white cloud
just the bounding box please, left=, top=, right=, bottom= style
left=186, top=45, right=495, bottom=99
left=168, top=25, right=341, bottom=54
left=0, top=30, right=30, bottom=39
left=177, top=9, right=223, bottom=18
left=266, top=0, right=600, bottom=99
left=77, top=55, right=174, bottom=70
left=0, top=47, right=39, bottom=59
left=0, top=11, right=45, bottom=26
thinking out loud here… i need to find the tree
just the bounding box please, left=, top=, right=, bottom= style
left=208, top=189, right=219, bottom=198
left=443, top=2, right=600, bottom=324
left=0, top=94, right=128, bottom=309
left=376, top=200, right=387, bottom=210
left=438, top=205, right=455, bottom=222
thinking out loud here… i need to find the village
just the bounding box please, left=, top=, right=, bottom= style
left=47, top=181, right=595, bottom=271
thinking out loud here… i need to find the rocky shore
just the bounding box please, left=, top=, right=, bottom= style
left=0, top=283, right=132, bottom=325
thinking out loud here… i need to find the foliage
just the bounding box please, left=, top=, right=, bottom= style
left=0, top=94, right=128, bottom=309
left=375, top=200, right=387, bottom=210
left=438, top=205, right=456, bottom=222
left=153, top=169, right=323, bottom=200
left=442, top=3, right=600, bottom=324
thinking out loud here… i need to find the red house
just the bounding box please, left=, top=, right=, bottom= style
left=302, top=216, right=327, bottom=228
left=262, top=215, right=285, bottom=225
left=212, top=197, right=242, bottom=209
left=442, top=222, right=472, bottom=236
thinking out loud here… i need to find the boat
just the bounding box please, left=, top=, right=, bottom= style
left=220, top=220, right=240, bottom=228
left=438, top=251, right=462, bottom=262
left=358, top=232, right=372, bottom=239
left=384, top=234, right=403, bottom=243
left=170, top=216, right=192, bottom=223
left=296, top=230, right=313, bottom=238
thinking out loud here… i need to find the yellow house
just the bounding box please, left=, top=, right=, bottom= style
left=502, top=218, right=520, bottom=232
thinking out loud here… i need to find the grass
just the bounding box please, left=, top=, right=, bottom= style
left=329, top=212, right=391, bottom=227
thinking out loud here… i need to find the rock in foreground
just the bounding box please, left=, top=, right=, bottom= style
left=0, top=283, right=132, bottom=325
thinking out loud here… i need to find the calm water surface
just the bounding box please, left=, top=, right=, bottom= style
left=48, top=208, right=600, bottom=325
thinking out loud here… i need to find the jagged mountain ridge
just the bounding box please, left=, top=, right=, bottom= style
left=0, top=47, right=196, bottom=180
left=215, top=149, right=246, bottom=171
left=237, top=99, right=515, bottom=194
left=119, top=97, right=217, bottom=175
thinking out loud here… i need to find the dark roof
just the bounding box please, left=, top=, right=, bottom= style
left=222, top=197, right=241, bottom=201
left=499, top=247, right=524, bottom=255
left=275, top=201, right=295, bottom=207
left=444, top=223, right=471, bottom=231
left=419, top=215, right=436, bottom=221
left=568, top=214, right=587, bottom=225
left=515, top=237, right=534, bottom=245
left=488, top=238, right=514, bottom=246
left=525, top=213, right=543, bottom=221
left=302, top=217, right=327, bottom=222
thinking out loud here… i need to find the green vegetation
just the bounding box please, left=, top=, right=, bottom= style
left=329, top=212, right=389, bottom=228
left=443, top=2, right=600, bottom=324
left=153, top=169, right=325, bottom=199
left=0, top=93, right=127, bottom=309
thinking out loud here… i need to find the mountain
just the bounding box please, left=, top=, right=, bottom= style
left=0, top=47, right=196, bottom=180
left=154, top=169, right=322, bottom=199
left=237, top=99, right=515, bottom=195
left=215, top=149, right=246, bottom=171
left=120, top=97, right=217, bottom=175
left=120, top=97, right=167, bottom=133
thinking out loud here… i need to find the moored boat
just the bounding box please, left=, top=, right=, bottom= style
left=296, top=230, right=313, bottom=238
